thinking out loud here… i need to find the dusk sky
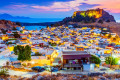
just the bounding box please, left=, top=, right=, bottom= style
left=0, top=0, right=120, bottom=22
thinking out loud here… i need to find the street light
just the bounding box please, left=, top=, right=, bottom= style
left=31, top=61, right=35, bottom=64
left=118, top=60, right=120, bottom=65
left=112, top=54, right=117, bottom=58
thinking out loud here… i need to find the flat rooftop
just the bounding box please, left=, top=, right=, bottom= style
left=62, top=51, right=89, bottom=55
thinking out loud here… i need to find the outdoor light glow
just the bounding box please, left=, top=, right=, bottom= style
left=118, top=60, right=120, bottom=64
left=31, top=61, right=35, bottom=64
left=73, top=9, right=102, bottom=18
left=112, top=55, right=117, bottom=58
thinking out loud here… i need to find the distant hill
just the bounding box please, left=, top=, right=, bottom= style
left=0, top=20, right=21, bottom=30
left=0, top=13, right=30, bottom=19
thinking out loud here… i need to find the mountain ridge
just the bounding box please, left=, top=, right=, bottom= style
left=0, top=13, right=30, bottom=19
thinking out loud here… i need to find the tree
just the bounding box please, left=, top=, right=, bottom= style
left=0, top=68, right=9, bottom=76
left=105, top=56, right=119, bottom=65
left=51, top=24, right=54, bottom=27
left=13, top=32, right=20, bottom=38
left=24, top=45, right=31, bottom=61
left=16, top=22, right=21, bottom=26
left=13, top=46, right=18, bottom=55
left=1, top=29, right=6, bottom=34
left=15, top=45, right=31, bottom=61
left=34, top=52, right=42, bottom=56
left=90, top=55, right=101, bottom=64
left=17, top=45, right=25, bottom=61
left=12, top=27, right=17, bottom=30
left=98, top=19, right=103, bottom=24
left=108, top=34, right=112, bottom=38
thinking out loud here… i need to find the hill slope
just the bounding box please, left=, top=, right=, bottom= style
left=0, top=20, right=20, bottom=30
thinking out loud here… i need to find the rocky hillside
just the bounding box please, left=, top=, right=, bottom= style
left=61, top=8, right=116, bottom=24
left=72, top=8, right=115, bottom=22
left=0, top=20, right=20, bottom=30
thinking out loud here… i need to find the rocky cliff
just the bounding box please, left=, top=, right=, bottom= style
left=0, top=20, right=20, bottom=30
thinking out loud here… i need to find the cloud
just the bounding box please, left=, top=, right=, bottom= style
left=31, top=0, right=83, bottom=12
left=2, top=0, right=120, bottom=13
left=84, top=0, right=120, bottom=13
left=6, top=4, right=28, bottom=9
left=31, top=0, right=120, bottom=13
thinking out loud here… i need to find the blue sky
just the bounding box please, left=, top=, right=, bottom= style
left=0, top=0, right=120, bottom=22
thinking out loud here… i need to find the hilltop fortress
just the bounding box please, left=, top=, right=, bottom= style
left=72, top=8, right=116, bottom=22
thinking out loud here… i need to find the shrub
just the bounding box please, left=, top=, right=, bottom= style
left=34, top=52, right=42, bottom=56
left=12, top=27, right=17, bottom=30
left=7, top=42, right=13, bottom=44
left=8, top=38, right=17, bottom=40
left=22, top=63, right=27, bottom=67
left=0, top=68, right=9, bottom=76
left=90, top=55, right=101, bottom=64
left=98, top=19, right=103, bottom=24
left=16, top=22, right=21, bottom=26
left=105, top=56, right=119, bottom=65
left=13, top=32, right=20, bottom=38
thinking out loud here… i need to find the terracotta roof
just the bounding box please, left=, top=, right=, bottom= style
left=7, top=31, right=11, bottom=33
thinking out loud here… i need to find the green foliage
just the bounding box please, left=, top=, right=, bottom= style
left=16, top=22, right=21, bottom=26
left=13, top=32, right=20, bottom=38
left=14, top=46, right=18, bottom=55
left=90, top=55, right=101, bottom=64
left=72, top=15, right=96, bottom=23
left=8, top=38, right=17, bottom=40
left=108, top=34, right=111, bottom=38
left=49, top=42, right=57, bottom=46
left=22, top=63, right=27, bottom=67
left=14, top=45, right=31, bottom=61
left=62, top=15, right=96, bottom=24
left=34, top=52, right=42, bottom=56
left=98, top=19, right=103, bottom=24
left=0, top=68, right=9, bottom=76
left=7, top=42, right=13, bottom=45
left=105, top=56, right=119, bottom=65
left=20, top=31, right=23, bottom=33
left=12, top=27, right=17, bottom=30
left=24, top=45, right=31, bottom=61
left=1, top=29, right=6, bottom=34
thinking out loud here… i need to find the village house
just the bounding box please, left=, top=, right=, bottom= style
left=62, top=51, right=91, bottom=70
